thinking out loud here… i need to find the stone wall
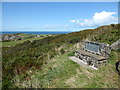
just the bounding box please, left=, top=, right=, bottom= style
left=75, top=41, right=110, bottom=68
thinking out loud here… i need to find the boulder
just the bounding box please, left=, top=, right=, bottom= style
left=110, top=39, right=120, bottom=50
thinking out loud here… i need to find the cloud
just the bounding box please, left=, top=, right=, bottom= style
left=40, top=24, right=69, bottom=29
left=70, top=20, right=79, bottom=23
left=70, top=11, right=118, bottom=27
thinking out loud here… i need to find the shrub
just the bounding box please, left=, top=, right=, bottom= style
left=68, top=51, right=75, bottom=56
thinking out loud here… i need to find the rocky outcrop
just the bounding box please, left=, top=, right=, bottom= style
left=110, top=39, right=120, bottom=50
left=1, top=34, right=22, bottom=41
left=0, top=33, right=43, bottom=41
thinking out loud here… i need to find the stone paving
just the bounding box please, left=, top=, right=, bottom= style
left=69, top=56, right=98, bottom=70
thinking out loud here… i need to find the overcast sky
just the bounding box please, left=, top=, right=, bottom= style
left=2, top=2, right=118, bottom=31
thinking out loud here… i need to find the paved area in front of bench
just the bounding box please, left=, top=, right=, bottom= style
left=69, top=56, right=98, bottom=70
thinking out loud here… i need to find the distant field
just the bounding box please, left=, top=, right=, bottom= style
left=18, top=33, right=35, bottom=38
left=1, top=34, right=51, bottom=47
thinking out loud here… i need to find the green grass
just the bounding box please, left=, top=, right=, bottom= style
left=1, top=35, right=48, bottom=47
left=12, top=51, right=119, bottom=88
left=12, top=53, right=80, bottom=88
left=18, top=33, right=35, bottom=38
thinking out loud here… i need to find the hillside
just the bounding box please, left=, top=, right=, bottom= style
left=1, top=33, right=52, bottom=47
left=2, top=24, right=120, bottom=88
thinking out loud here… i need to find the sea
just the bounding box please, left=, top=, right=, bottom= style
left=2, top=31, right=72, bottom=35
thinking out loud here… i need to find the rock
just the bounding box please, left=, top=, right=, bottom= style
left=9, top=36, right=16, bottom=40
left=4, top=35, right=10, bottom=40
left=110, top=39, right=120, bottom=50
left=36, top=35, right=41, bottom=37
left=2, top=34, right=22, bottom=41
left=116, top=61, right=120, bottom=75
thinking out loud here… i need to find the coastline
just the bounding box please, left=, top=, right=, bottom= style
left=2, top=31, right=72, bottom=35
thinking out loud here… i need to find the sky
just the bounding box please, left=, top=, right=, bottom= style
left=2, top=2, right=118, bottom=32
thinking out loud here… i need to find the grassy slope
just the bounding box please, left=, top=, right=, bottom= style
left=2, top=24, right=120, bottom=88
left=13, top=50, right=119, bottom=88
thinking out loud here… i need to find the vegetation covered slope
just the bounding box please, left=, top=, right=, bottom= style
left=2, top=24, right=120, bottom=88
left=18, top=51, right=119, bottom=88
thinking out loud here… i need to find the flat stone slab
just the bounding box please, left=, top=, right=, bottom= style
left=69, top=56, right=98, bottom=70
